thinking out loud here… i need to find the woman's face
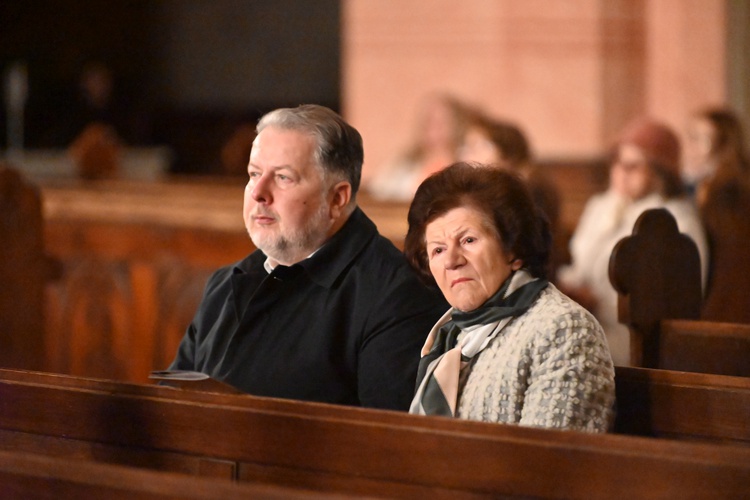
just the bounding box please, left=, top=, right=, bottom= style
left=683, top=116, right=716, bottom=181
left=416, top=98, right=456, bottom=150
left=425, top=206, right=519, bottom=312
left=610, top=143, right=656, bottom=201
left=459, top=125, right=502, bottom=164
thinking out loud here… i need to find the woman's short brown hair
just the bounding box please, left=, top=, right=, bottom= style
left=404, top=162, right=551, bottom=284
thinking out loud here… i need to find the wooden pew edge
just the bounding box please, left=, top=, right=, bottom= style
left=0, top=449, right=356, bottom=500
left=0, top=430, right=503, bottom=500
left=614, top=365, right=750, bottom=390
left=661, top=318, right=750, bottom=339
left=1, top=370, right=749, bottom=498
left=5, top=365, right=749, bottom=418
left=1, top=367, right=748, bottom=462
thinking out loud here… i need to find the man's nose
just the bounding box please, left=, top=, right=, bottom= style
left=250, top=173, right=272, bottom=203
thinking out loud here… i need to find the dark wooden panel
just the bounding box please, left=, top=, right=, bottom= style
left=659, top=319, right=750, bottom=377
left=0, top=368, right=748, bottom=498
left=614, top=366, right=750, bottom=443
left=37, top=178, right=415, bottom=383
left=610, top=207, right=750, bottom=375
left=0, top=450, right=334, bottom=500
left=0, top=165, right=54, bottom=371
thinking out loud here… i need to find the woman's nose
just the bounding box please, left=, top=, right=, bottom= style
left=444, top=245, right=465, bottom=269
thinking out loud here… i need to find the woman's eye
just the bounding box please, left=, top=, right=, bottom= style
left=464, top=237, right=475, bottom=244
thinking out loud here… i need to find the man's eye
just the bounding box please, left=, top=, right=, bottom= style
left=464, top=237, right=475, bottom=244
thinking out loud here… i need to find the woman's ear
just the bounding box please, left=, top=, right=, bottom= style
left=510, top=258, right=523, bottom=271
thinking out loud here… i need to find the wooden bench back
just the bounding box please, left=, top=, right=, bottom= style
left=658, top=319, right=750, bottom=377
left=0, top=368, right=748, bottom=498
left=0, top=450, right=338, bottom=500
left=150, top=366, right=750, bottom=446
left=0, top=164, right=54, bottom=371
left=609, top=207, right=735, bottom=370
left=614, top=366, right=750, bottom=444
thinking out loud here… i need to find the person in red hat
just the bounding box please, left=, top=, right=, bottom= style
left=557, top=117, right=709, bottom=366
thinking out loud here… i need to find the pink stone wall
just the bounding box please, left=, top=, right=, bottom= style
left=342, top=0, right=727, bottom=184
left=646, top=0, right=727, bottom=133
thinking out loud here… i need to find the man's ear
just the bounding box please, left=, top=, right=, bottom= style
left=329, top=181, right=352, bottom=219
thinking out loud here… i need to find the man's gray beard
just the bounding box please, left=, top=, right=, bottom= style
left=250, top=202, right=333, bottom=265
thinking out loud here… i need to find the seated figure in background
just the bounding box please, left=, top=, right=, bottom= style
left=557, top=118, right=709, bottom=366
left=404, top=163, right=615, bottom=432
left=366, top=92, right=468, bottom=201
left=46, top=61, right=152, bottom=148
left=458, top=110, right=567, bottom=279
left=168, top=104, right=447, bottom=410
left=67, top=123, right=121, bottom=179
left=684, top=107, right=750, bottom=323
left=682, top=107, right=750, bottom=203
left=219, top=123, right=257, bottom=177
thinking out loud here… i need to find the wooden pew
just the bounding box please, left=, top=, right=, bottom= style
left=609, top=207, right=750, bottom=375
left=5, top=366, right=748, bottom=446
left=0, top=164, right=59, bottom=371
left=38, top=178, right=413, bottom=384
left=40, top=177, right=251, bottom=383
left=0, top=368, right=748, bottom=498
left=0, top=450, right=341, bottom=500
left=614, top=366, right=750, bottom=444
left=658, top=319, right=750, bottom=377
left=94, top=366, right=750, bottom=447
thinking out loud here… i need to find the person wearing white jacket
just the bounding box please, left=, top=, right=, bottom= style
left=558, top=118, right=709, bottom=366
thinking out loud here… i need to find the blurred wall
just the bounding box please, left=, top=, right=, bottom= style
left=342, top=0, right=730, bottom=184
left=150, top=0, right=340, bottom=110
left=0, top=0, right=340, bottom=173
left=2, top=0, right=745, bottom=179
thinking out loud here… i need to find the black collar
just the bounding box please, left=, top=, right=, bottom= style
left=232, top=207, right=378, bottom=289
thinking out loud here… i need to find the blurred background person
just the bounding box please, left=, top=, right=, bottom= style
left=67, top=122, right=121, bottom=179
left=458, top=110, right=567, bottom=280
left=557, top=117, right=709, bottom=366
left=366, top=92, right=468, bottom=201
left=684, top=107, right=750, bottom=322
left=218, top=123, right=257, bottom=177
left=459, top=109, right=532, bottom=168
left=46, top=61, right=153, bottom=149
left=683, top=107, right=750, bottom=204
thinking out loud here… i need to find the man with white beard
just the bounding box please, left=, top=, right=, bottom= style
left=169, top=105, right=447, bottom=410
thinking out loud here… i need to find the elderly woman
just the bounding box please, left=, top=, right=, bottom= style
left=405, top=162, right=615, bottom=432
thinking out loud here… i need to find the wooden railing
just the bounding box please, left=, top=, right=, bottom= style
left=0, top=367, right=748, bottom=498
left=611, top=208, right=750, bottom=375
